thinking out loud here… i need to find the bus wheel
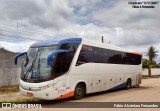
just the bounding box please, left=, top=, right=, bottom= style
left=125, top=79, right=132, bottom=89
left=73, top=83, right=85, bottom=100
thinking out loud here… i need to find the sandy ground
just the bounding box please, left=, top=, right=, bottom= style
left=1, top=77, right=160, bottom=111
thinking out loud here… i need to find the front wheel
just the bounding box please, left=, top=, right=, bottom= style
left=73, top=84, right=85, bottom=100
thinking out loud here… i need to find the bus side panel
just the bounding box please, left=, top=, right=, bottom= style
left=137, top=73, right=142, bottom=85
left=70, top=63, right=96, bottom=94
left=133, top=73, right=142, bottom=86
left=88, top=75, right=94, bottom=93
left=110, top=74, right=117, bottom=89
left=124, top=73, right=134, bottom=85
left=93, top=74, right=106, bottom=92
left=70, top=75, right=89, bottom=93
left=105, top=74, right=111, bottom=90
left=116, top=74, right=125, bottom=86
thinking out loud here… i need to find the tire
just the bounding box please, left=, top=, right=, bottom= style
left=73, top=83, right=85, bottom=100
left=125, top=79, right=132, bottom=89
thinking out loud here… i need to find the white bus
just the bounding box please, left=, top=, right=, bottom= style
left=15, top=38, right=142, bottom=100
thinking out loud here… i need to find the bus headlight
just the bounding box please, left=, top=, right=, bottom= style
left=39, top=83, right=56, bottom=90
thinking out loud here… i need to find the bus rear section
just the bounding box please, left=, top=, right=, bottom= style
left=69, top=44, right=142, bottom=99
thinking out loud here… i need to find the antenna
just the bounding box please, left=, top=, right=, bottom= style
left=17, top=22, right=18, bottom=30
left=101, top=36, right=104, bottom=43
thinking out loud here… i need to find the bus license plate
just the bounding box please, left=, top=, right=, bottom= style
left=27, top=92, right=33, bottom=97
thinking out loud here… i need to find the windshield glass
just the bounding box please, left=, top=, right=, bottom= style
left=22, top=48, right=38, bottom=79
left=21, top=46, right=58, bottom=82
left=21, top=44, right=79, bottom=83
left=38, top=46, right=57, bottom=79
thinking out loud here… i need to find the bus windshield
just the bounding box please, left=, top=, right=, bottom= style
left=38, top=46, right=58, bottom=79
left=21, top=46, right=58, bottom=82
left=22, top=48, right=39, bottom=80
left=21, top=43, right=79, bottom=83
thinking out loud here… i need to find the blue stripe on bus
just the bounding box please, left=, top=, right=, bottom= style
left=108, top=82, right=126, bottom=91
left=31, top=38, right=82, bottom=47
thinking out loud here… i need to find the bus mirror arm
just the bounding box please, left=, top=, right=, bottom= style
left=14, top=52, right=27, bottom=65
left=47, top=50, right=69, bottom=65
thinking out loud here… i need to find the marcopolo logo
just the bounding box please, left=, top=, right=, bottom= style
left=31, top=72, right=37, bottom=78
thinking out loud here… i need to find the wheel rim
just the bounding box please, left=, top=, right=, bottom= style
left=76, top=87, right=82, bottom=96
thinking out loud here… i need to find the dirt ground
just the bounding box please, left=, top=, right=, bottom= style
left=0, top=92, right=38, bottom=102
left=0, top=77, right=160, bottom=111
left=0, top=85, right=39, bottom=102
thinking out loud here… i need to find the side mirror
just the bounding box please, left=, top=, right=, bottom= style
left=47, top=50, right=68, bottom=65
left=14, top=52, right=27, bottom=65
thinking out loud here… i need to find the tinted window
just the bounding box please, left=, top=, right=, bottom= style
left=38, top=46, right=57, bottom=79
left=76, top=45, right=95, bottom=65
left=51, top=44, right=79, bottom=78
left=94, top=47, right=106, bottom=63
left=77, top=45, right=141, bottom=65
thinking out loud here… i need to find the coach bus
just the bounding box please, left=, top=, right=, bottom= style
left=14, top=37, right=142, bottom=100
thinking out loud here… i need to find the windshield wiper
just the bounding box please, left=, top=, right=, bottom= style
left=23, top=65, right=32, bottom=79
left=23, top=50, right=39, bottom=79
left=24, top=54, right=29, bottom=67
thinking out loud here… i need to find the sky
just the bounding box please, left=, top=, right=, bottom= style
left=0, top=0, right=160, bottom=62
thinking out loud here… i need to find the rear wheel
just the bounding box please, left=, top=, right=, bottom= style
left=73, top=84, right=85, bottom=100
left=125, top=79, right=132, bottom=89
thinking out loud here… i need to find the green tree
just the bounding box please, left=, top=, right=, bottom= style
left=145, top=46, right=158, bottom=76
left=142, top=59, right=157, bottom=69
left=142, top=59, right=150, bottom=68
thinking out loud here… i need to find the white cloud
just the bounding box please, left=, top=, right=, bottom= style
left=91, top=0, right=160, bottom=48
left=0, top=0, right=159, bottom=60
left=0, top=0, right=74, bottom=29
left=0, top=41, right=34, bottom=53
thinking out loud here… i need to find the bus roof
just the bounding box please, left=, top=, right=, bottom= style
left=31, top=38, right=82, bottom=47
left=30, top=37, right=141, bottom=55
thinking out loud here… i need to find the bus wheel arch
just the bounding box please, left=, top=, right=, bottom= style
left=125, top=78, right=132, bottom=89
left=73, top=82, right=86, bottom=100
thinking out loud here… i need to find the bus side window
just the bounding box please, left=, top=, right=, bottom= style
left=76, top=45, right=142, bottom=66
left=94, top=47, right=105, bottom=63
left=76, top=45, right=95, bottom=66
left=51, top=43, right=79, bottom=78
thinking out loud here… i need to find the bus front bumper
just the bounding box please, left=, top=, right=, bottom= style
left=19, top=85, right=73, bottom=100
left=19, top=86, right=57, bottom=100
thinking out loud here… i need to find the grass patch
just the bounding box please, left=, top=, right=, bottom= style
left=1, top=97, right=44, bottom=102
left=11, top=98, right=43, bottom=102
left=0, top=85, right=19, bottom=93
left=9, top=98, right=45, bottom=103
